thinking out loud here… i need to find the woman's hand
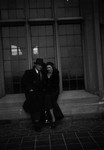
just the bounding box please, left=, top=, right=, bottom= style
left=29, top=89, right=34, bottom=92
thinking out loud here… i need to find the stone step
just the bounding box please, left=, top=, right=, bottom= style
left=58, top=90, right=99, bottom=104
left=0, top=90, right=103, bottom=120
left=58, top=90, right=104, bottom=117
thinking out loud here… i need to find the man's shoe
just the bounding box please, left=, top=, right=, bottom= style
left=34, top=126, right=41, bottom=132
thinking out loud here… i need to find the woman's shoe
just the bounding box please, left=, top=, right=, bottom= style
left=50, top=121, right=56, bottom=129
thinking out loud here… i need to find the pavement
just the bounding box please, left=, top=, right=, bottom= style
left=0, top=116, right=104, bottom=150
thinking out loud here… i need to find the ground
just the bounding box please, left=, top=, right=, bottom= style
left=0, top=116, right=104, bottom=150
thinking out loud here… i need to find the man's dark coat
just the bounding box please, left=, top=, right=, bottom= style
left=21, top=68, right=45, bottom=113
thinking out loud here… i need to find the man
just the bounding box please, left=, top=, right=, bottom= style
left=22, top=58, right=45, bottom=132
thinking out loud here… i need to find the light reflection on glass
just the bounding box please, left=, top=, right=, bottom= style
left=33, top=46, right=38, bottom=55
left=18, top=47, right=22, bottom=55
left=11, top=45, right=22, bottom=56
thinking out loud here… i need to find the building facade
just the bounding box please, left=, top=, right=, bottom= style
left=0, top=0, right=104, bottom=99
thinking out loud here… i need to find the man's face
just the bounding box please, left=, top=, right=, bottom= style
left=36, top=64, right=42, bottom=71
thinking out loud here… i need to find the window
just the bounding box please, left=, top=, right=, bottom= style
left=0, top=0, right=84, bottom=94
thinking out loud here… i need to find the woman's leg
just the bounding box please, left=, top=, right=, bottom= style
left=50, top=108, right=55, bottom=122
left=45, top=94, right=56, bottom=128
left=49, top=108, right=56, bottom=128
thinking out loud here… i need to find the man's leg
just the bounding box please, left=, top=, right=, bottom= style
left=31, top=112, right=42, bottom=132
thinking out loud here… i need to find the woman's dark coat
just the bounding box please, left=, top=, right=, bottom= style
left=21, top=68, right=45, bottom=114
left=45, top=69, right=64, bottom=121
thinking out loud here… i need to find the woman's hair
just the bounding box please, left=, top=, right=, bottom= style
left=46, top=62, right=55, bottom=69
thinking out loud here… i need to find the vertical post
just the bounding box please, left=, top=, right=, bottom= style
left=26, top=24, right=32, bottom=69
left=55, top=22, right=63, bottom=93
left=25, top=0, right=32, bottom=69
left=54, top=1, right=63, bottom=93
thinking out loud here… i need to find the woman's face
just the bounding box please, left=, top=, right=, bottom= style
left=46, top=65, right=53, bottom=73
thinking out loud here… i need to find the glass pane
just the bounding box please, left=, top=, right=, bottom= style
left=1, top=10, right=8, bottom=19
left=39, top=37, right=46, bottom=47
left=29, top=0, right=52, bottom=18
left=17, top=10, right=24, bottom=19
left=32, top=37, right=39, bottom=47
left=31, top=26, right=39, bottom=36
left=46, top=26, right=53, bottom=35
left=8, top=10, right=16, bottom=19
left=18, top=38, right=26, bottom=48
left=39, top=26, right=46, bottom=36
left=17, top=27, right=25, bottom=37
left=37, top=9, right=45, bottom=18
left=55, top=0, right=80, bottom=17
left=0, top=0, right=25, bottom=20
left=3, top=38, right=10, bottom=48
left=46, top=36, right=53, bottom=46
left=2, top=27, right=9, bottom=37
left=10, top=27, right=17, bottom=37
left=47, top=47, right=55, bottom=58
left=16, top=0, right=25, bottom=9
left=3, top=50, right=11, bottom=60
left=59, top=36, right=67, bottom=46
left=4, top=61, right=11, bottom=72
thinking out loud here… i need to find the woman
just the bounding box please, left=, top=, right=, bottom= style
left=44, top=62, right=64, bottom=128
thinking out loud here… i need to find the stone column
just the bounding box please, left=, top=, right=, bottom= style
left=93, top=0, right=104, bottom=97
left=81, top=0, right=99, bottom=93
